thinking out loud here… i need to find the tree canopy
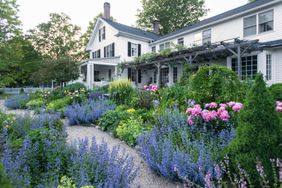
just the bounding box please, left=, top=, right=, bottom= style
left=137, top=0, right=207, bottom=35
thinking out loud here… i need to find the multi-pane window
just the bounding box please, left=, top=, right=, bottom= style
left=244, top=15, right=257, bottom=36
left=159, top=44, right=165, bottom=51
left=165, top=42, right=170, bottom=48
left=259, top=10, right=274, bottom=33
left=194, top=33, right=202, bottom=46
left=131, top=43, right=138, bottom=57
left=202, top=29, right=211, bottom=45
left=266, top=54, right=272, bottom=80
left=153, top=70, right=157, bottom=83
left=104, top=43, right=115, bottom=58
left=92, top=49, right=101, bottom=59
left=128, top=68, right=136, bottom=82
left=178, top=38, right=184, bottom=46
left=173, top=67, right=178, bottom=83
left=232, top=55, right=258, bottom=80
left=152, top=46, right=156, bottom=53
left=159, top=42, right=170, bottom=52
left=99, top=27, right=106, bottom=42
left=138, top=69, right=142, bottom=83
left=160, top=67, right=169, bottom=85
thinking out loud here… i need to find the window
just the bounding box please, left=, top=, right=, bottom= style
left=173, top=67, right=178, bottom=83
left=153, top=70, right=157, bottom=83
left=128, top=68, right=136, bottom=82
left=159, top=44, right=165, bottom=51
left=159, top=42, right=170, bottom=52
left=160, top=67, right=169, bottom=85
left=99, top=27, right=106, bottom=42
left=131, top=43, right=138, bottom=57
left=92, top=49, right=101, bottom=59
left=104, top=43, right=115, bottom=58
left=244, top=15, right=257, bottom=36
left=232, top=55, right=258, bottom=80
left=178, top=38, right=184, bottom=46
left=108, top=69, right=112, bottom=81
left=202, top=29, right=211, bottom=44
left=259, top=10, right=274, bottom=33
left=128, top=42, right=141, bottom=57
left=94, top=71, right=100, bottom=81
left=194, top=33, right=202, bottom=45
left=266, top=54, right=272, bottom=80
left=152, top=46, right=156, bottom=53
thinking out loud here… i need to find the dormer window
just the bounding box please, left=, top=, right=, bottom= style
left=259, top=10, right=273, bottom=33
left=99, top=26, right=106, bottom=42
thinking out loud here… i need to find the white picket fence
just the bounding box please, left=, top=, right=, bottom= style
left=0, top=87, right=53, bottom=94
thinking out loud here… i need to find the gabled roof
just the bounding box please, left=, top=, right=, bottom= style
left=101, top=17, right=160, bottom=41
left=154, top=0, right=279, bottom=42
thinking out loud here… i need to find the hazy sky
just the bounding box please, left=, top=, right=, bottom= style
left=17, top=0, right=248, bottom=32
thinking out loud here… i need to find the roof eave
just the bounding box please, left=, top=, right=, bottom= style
left=116, top=31, right=156, bottom=42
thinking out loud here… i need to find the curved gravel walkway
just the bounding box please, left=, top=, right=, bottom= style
left=0, top=100, right=181, bottom=188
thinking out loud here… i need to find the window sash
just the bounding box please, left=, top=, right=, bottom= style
left=232, top=55, right=258, bottom=80
left=259, top=10, right=273, bottom=33
left=152, top=46, right=156, bottom=53
left=159, top=44, right=165, bottom=51
left=131, top=43, right=138, bottom=57
left=178, top=38, right=184, bottom=46
left=173, top=67, right=178, bottom=83
left=266, top=54, right=272, bottom=80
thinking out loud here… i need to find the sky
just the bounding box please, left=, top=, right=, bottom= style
left=17, top=0, right=248, bottom=33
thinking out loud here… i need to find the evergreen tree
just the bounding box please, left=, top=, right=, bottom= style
left=227, top=73, right=282, bottom=183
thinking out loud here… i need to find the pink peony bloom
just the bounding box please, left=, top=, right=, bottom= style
left=205, top=102, right=218, bottom=109
left=276, top=106, right=282, bottom=112
left=201, top=110, right=217, bottom=122
left=227, top=101, right=236, bottom=107
left=186, top=105, right=202, bottom=117
left=218, top=110, right=230, bottom=122
left=232, top=103, right=243, bottom=112
left=220, top=103, right=228, bottom=108
left=187, top=116, right=193, bottom=126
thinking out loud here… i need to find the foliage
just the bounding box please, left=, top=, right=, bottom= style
left=130, top=90, right=155, bottom=109
left=133, top=52, right=158, bottom=64
left=46, top=97, right=72, bottom=112
left=157, top=84, right=192, bottom=111
left=179, top=63, right=196, bottom=86
left=28, top=13, right=84, bottom=61
left=58, top=176, right=95, bottom=188
left=137, top=0, right=207, bottom=35
left=98, top=109, right=131, bottom=137
left=26, top=98, right=45, bottom=110
left=4, top=94, right=30, bottom=109
left=31, top=57, right=79, bottom=85
left=116, top=116, right=145, bottom=146
left=0, top=0, right=21, bottom=43
left=269, top=83, right=282, bottom=101
left=138, top=110, right=235, bottom=185
left=109, top=79, right=135, bottom=105
left=190, top=65, right=244, bottom=103
left=64, top=100, right=115, bottom=125
left=226, top=73, right=282, bottom=185
left=64, top=83, right=86, bottom=92
left=0, top=164, right=12, bottom=188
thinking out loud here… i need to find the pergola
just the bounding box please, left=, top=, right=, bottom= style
left=122, top=38, right=260, bottom=87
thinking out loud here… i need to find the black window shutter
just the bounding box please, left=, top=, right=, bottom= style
left=138, top=44, right=141, bottom=56
left=104, top=47, right=106, bottom=57
left=128, top=68, right=132, bottom=80
left=112, top=43, right=115, bottom=57
left=92, top=52, right=95, bottom=59
left=103, top=26, right=106, bottom=39
left=98, top=50, right=100, bottom=58
left=128, top=42, right=131, bottom=57
left=99, top=29, right=101, bottom=42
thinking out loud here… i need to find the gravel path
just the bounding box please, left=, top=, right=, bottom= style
left=0, top=100, right=181, bottom=188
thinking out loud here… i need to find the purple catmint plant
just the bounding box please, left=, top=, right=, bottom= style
left=64, top=100, right=115, bottom=125
left=4, top=94, right=30, bottom=109
left=138, top=110, right=235, bottom=186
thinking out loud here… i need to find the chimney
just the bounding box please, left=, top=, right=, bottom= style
left=103, top=2, right=111, bottom=19
left=153, top=20, right=160, bottom=34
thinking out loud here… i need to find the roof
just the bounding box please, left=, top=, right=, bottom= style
left=260, top=39, right=282, bottom=48
left=101, top=17, right=160, bottom=40
left=155, top=0, right=277, bottom=42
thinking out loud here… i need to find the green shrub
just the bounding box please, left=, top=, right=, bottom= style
left=26, top=99, right=46, bottom=109
left=116, top=116, right=145, bottom=146
left=64, top=83, right=86, bottom=92
left=58, top=176, right=95, bottom=188
left=46, top=97, right=72, bottom=112
left=158, top=84, right=192, bottom=111
left=98, top=110, right=131, bottom=137
left=130, top=90, right=155, bottom=109
left=109, top=79, right=135, bottom=105
left=190, top=65, right=243, bottom=103
left=269, top=83, right=282, bottom=101
left=0, top=164, right=12, bottom=188
left=226, top=73, right=282, bottom=184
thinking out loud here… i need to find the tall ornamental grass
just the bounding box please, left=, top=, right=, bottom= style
left=109, top=79, right=135, bottom=105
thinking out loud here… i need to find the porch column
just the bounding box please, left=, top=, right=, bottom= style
left=156, top=63, right=161, bottom=88
left=168, top=64, right=174, bottom=86
left=237, top=46, right=242, bottom=80
left=87, top=63, right=94, bottom=89
left=114, top=66, right=118, bottom=78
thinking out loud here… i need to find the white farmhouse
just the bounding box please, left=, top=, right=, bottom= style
left=81, top=0, right=282, bottom=89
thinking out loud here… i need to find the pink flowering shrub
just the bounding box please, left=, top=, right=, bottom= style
left=143, top=84, right=158, bottom=92
left=276, top=101, right=282, bottom=112
left=186, top=101, right=243, bottom=129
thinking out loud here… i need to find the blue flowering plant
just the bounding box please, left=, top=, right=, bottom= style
left=4, top=94, right=30, bottom=109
